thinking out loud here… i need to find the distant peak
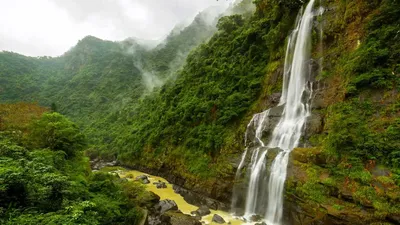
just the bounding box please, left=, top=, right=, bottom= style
left=79, top=35, right=104, bottom=43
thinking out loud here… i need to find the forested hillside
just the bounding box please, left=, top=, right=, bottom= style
left=0, top=103, right=151, bottom=224
left=0, top=0, right=399, bottom=224
left=112, top=0, right=303, bottom=177
left=0, top=7, right=223, bottom=154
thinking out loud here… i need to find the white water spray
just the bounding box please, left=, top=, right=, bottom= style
left=234, top=0, right=318, bottom=224
left=265, top=1, right=316, bottom=223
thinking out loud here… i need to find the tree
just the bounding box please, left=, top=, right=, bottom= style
left=50, top=102, right=58, bottom=112
left=27, top=113, right=86, bottom=158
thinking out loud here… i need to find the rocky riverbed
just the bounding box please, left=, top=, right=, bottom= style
left=101, top=166, right=245, bottom=225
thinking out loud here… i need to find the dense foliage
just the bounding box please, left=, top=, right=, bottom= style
left=0, top=9, right=220, bottom=156
left=321, top=0, right=400, bottom=170
left=286, top=0, right=400, bottom=220
left=110, top=0, right=302, bottom=177
left=0, top=103, right=147, bottom=224
left=0, top=0, right=399, bottom=222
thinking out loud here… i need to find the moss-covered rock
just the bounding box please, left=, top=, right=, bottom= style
left=286, top=148, right=400, bottom=225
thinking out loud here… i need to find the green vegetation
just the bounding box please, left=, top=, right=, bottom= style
left=0, top=0, right=399, bottom=223
left=0, top=103, right=147, bottom=224
left=112, top=0, right=303, bottom=177
left=0, top=10, right=219, bottom=156
left=321, top=0, right=400, bottom=178
left=27, top=113, right=86, bottom=158
left=285, top=1, right=400, bottom=222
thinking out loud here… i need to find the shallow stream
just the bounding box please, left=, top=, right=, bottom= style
left=113, top=169, right=245, bottom=225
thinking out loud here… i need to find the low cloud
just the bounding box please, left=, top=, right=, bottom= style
left=0, top=0, right=235, bottom=56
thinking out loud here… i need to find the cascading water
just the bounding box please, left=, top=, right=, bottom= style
left=232, top=0, right=318, bottom=224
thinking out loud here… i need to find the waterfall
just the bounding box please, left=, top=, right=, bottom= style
left=233, top=0, right=317, bottom=224
left=279, top=10, right=302, bottom=106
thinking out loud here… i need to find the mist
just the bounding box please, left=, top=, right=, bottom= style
left=117, top=0, right=256, bottom=93
left=0, top=0, right=236, bottom=57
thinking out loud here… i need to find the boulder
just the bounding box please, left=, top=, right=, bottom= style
left=154, top=181, right=167, bottom=189
left=212, top=214, right=226, bottom=224
left=155, top=200, right=178, bottom=214
left=250, top=214, right=263, bottom=222
left=136, top=175, right=150, bottom=184
left=136, top=175, right=149, bottom=180
left=148, top=191, right=161, bottom=204
left=109, top=172, right=120, bottom=178
left=90, top=159, right=118, bottom=170
left=143, top=179, right=150, bottom=184
left=191, top=205, right=211, bottom=216
left=192, top=215, right=201, bottom=221
left=146, top=214, right=171, bottom=225
left=166, top=211, right=202, bottom=225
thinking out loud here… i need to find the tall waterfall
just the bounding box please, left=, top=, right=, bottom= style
left=233, top=0, right=317, bottom=224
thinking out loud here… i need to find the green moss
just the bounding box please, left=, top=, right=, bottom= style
left=349, top=170, right=372, bottom=184
left=376, top=176, right=395, bottom=186
left=294, top=165, right=329, bottom=203
left=332, top=204, right=344, bottom=211
left=321, top=177, right=336, bottom=187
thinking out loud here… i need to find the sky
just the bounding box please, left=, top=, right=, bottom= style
left=0, top=0, right=233, bottom=57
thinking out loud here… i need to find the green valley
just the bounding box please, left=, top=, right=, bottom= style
left=0, top=0, right=399, bottom=224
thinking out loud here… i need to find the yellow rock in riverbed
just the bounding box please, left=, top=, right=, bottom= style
left=117, top=169, right=244, bottom=225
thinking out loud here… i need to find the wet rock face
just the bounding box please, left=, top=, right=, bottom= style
left=305, top=113, right=323, bottom=135
left=301, top=112, right=324, bottom=148
left=244, top=104, right=284, bottom=148
left=269, top=92, right=282, bottom=105
left=212, top=214, right=226, bottom=224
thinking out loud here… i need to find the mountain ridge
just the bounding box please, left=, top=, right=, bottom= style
left=0, top=0, right=399, bottom=224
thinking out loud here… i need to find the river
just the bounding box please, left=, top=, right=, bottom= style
left=107, top=167, right=245, bottom=225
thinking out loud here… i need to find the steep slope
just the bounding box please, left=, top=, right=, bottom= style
left=0, top=0, right=399, bottom=224
left=0, top=52, right=63, bottom=102
left=111, top=0, right=302, bottom=203
left=0, top=37, right=145, bottom=152
left=112, top=0, right=399, bottom=223
left=142, top=5, right=225, bottom=77
left=282, top=1, right=400, bottom=224
left=0, top=7, right=223, bottom=153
